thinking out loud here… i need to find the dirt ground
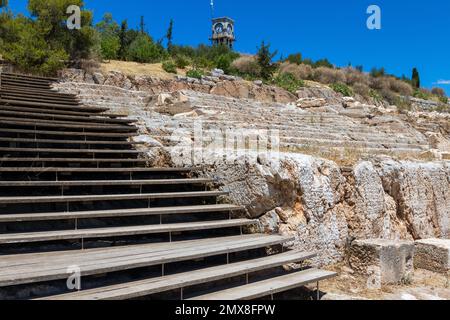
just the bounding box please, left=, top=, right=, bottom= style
left=100, top=60, right=184, bottom=79
left=318, top=263, right=450, bottom=300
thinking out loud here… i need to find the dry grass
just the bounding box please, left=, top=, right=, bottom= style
left=320, top=263, right=449, bottom=300
left=100, top=60, right=183, bottom=79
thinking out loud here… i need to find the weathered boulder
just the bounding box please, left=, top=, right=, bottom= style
left=172, top=151, right=349, bottom=266
left=348, top=239, right=415, bottom=285
left=378, top=159, right=450, bottom=239
left=414, top=239, right=450, bottom=273
left=296, top=98, right=327, bottom=109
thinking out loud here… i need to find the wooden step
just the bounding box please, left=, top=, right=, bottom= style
left=0, top=219, right=256, bottom=244
left=0, top=79, right=51, bottom=89
left=0, top=147, right=141, bottom=155
left=0, top=157, right=149, bottom=165
left=1, top=88, right=76, bottom=97
left=189, top=268, right=337, bottom=300
left=0, top=234, right=292, bottom=287
left=0, top=128, right=137, bottom=139
left=0, top=167, right=197, bottom=173
left=0, top=110, right=135, bottom=124
left=0, top=178, right=211, bottom=187
left=0, top=93, right=79, bottom=105
left=0, top=119, right=136, bottom=133
left=0, top=204, right=243, bottom=222
left=0, top=191, right=228, bottom=204
left=0, top=105, right=129, bottom=119
left=0, top=99, right=108, bottom=113
left=0, top=138, right=141, bottom=147
left=38, top=250, right=315, bottom=300
left=0, top=86, right=77, bottom=99
left=0, top=116, right=136, bottom=130
left=1, top=72, right=58, bottom=82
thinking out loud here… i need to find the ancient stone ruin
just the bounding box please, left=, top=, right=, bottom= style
left=0, top=67, right=449, bottom=300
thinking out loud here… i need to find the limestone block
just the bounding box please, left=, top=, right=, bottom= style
left=349, top=239, right=415, bottom=285
left=414, top=239, right=450, bottom=273
left=296, top=97, right=327, bottom=108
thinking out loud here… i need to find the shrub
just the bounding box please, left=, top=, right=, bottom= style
left=413, top=89, right=431, bottom=100
left=273, top=72, right=304, bottom=93
left=431, top=87, right=446, bottom=97
left=314, top=59, right=334, bottom=69
left=343, top=67, right=370, bottom=86
left=231, top=55, right=261, bottom=77
left=369, top=76, right=390, bottom=91
left=127, top=34, right=164, bottom=63
left=186, top=69, right=203, bottom=79
left=215, top=54, right=233, bottom=74
left=285, top=53, right=302, bottom=65
left=313, top=67, right=346, bottom=84
left=387, top=77, right=413, bottom=96
left=352, top=82, right=370, bottom=97
left=369, top=89, right=383, bottom=102
left=174, top=55, right=189, bottom=69
left=438, top=96, right=448, bottom=104
left=162, top=60, right=177, bottom=74
left=279, top=62, right=313, bottom=80
left=330, top=82, right=353, bottom=97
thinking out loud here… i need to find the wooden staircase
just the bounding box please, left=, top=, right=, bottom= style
left=0, top=72, right=336, bottom=300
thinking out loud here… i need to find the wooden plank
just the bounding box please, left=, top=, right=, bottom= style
left=0, top=128, right=136, bottom=138
left=189, top=268, right=338, bottom=300
left=0, top=87, right=77, bottom=99
left=0, top=178, right=211, bottom=187
left=0, top=234, right=293, bottom=287
left=0, top=94, right=79, bottom=105
left=0, top=147, right=141, bottom=154
left=0, top=204, right=243, bottom=222
left=0, top=157, right=148, bottom=163
left=1, top=72, right=58, bottom=81
left=0, top=219, right=256, bottom=244
left=1, top=88, right=77, bottom=98
left=0, top=167, right=197, bottom=173
left=0, top=138, right=142, bottom=146
left=0, top=99, right=108, bottom=112
left=0, top=191, right=228, bottom=204
left=0, top=116, right=136, bottom=130
left=38, top=250, right=315, bottom=300
left=0, top=110, right=135, bottom=124
left=0, top=105, right=129, bottom=119
left=0, top=147, right=143, bottom=154
left=0, top=119, right=136, bottom=132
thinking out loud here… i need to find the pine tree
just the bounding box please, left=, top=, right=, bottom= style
left=411, top=67, right=420, bottom=89
left=140, top=16, right=145, bottom=34
left=256, top=41, right=278, bottom=80
left=118, top=20, right=128, bottom=60
left=166, top=19, right=174, bottom=52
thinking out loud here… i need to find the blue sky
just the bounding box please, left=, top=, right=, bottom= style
left=6, top=0, right=450, bottom=93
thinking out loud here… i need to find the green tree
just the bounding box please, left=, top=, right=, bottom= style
left=411, top=67, right=420, bottom=89
left=27, top=0, right=96, bottom=61
left=96, top=13, right=120, bottom=60
left=127, top=33, right=163, bottom=63
left=256, top=41, right=277, bottom=80
left=1, top=14, right=68, bottom=75
left=285, top=53, right=302, bottom=65
left=166, top=19, right=174, bottom=51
